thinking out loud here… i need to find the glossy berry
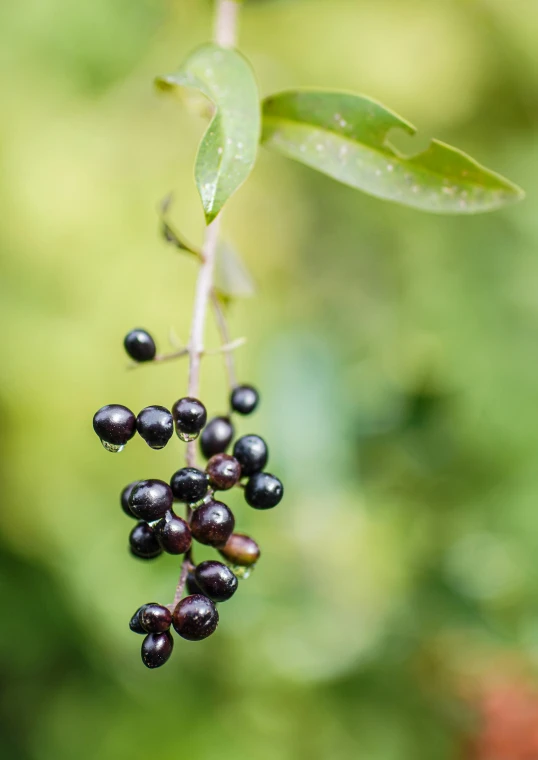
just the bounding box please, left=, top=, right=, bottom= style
left=219, top=533, right=261, bottom=566
left=190, top=500, right=235, bottom=547
left=206, top=454, right=241, bottom=491
left=124, top=329, right=156, bottom=363
left=170, top=467, right=209, bottom=504
left=120, top=481, right=139, bottom=518
left=194, top=561, right=238, bottom=602
left=139, top=603, right=172, bottom=633
left=129, top=522, right=162, bottom=559
left=244, top=472, right=283, bottom=509
left=154, top=511, right=192, bottom=555
left=93, top=404, right=136, bottom=450
left=200, top=416, right=234, bottom=459
left=230, top=384, right=259, bottom=415
left=136, top=406, right=173, bottom=449
left=141, top=631, right=173, bottom=668
left=172, top=594, right=219, bottom=641
left=128, top=479, right=173, bottom=521
left=186, top=571, right=205, bottom=596
left=129, top=604, right=148, bottom=634
left=172, top=397, right=207, bottom=442
left=233, top=435, right=268, bottom=477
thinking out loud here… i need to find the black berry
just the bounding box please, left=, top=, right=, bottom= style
left=233, top=435, right=268, bottom=476
left=124, top=329, right=156, bottom=363
left=190, top=500, right=235, bottom=547
left=230, top=384, right=259, bottom=415
left=170, top=467, right=209, bottom=503
left=172, top=397, right=207, bottom=442
left=200, top=416, right=234, bottom=459
left=136, top=406, right=173, bottom=449
left=93, top=404, right=136, bottom=451
left=120, top=482, right=139, bottom=518
left=129, top=605, right=148, bottom=634
left=139, top=603, right=172, bottom=633
left=206, top=454, right=241, bottom=490
left=141, top=631, right=173, bottom=668
left=129, top=479, right=173, bottom=521
left=219, top=533, right=261, bottom=566
left=244, top=472, right=283, bottom=509
left=172, top=595, right=219, bottom=641
left=129, top=522, right=162, bottom=559
left=194, top=561, right=238, bottom=602
left=154, top=511, right=192, bottom=555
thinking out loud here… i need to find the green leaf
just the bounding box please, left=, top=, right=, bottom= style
left=156, top=44, right=261, bottom=224
left=261, top=90, right=524, bottom=214
left=215, top=240, right=255, bottom=299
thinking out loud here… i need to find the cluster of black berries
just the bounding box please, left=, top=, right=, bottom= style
left=92, top=328, right=283, bottom=668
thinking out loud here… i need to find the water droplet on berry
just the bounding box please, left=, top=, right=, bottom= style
left=176, top=430, right=198, bottom=443
left=100, top=439, right=124, bottom=453
left=231, top=564, right=255, bottom=580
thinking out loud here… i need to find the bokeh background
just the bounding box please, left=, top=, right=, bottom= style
left=2, top=0, right=538, bottom=758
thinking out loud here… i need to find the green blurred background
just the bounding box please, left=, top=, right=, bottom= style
left=1, top=0, right=538, bottom=758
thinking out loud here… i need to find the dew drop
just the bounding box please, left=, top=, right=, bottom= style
left=231, top=564, right=256, bottom=579
left=100, top=440, right=124, bottom=453
left=176, top=430, right=199, bottom=443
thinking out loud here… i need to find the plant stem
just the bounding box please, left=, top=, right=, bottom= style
left=213, top=0, right=240, bottom=48
left=172, top=0, right=242, bottom=607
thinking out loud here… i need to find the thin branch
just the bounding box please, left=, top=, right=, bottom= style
left=186, top=217, right=221, bottom=467
left=126, top=338, right=245, bottom=370
left=171, top=0, right=242, bottom=608
left=213, top=0, right=240, bottom=48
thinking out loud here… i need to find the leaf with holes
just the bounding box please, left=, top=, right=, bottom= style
left=261, top=90, right=524, bottom=214
left=156, top=44, right=260, bottom=224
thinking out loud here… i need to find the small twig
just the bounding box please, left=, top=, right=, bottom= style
left=171, top=0, right=241, bottom=608
left=205, top=336, right=246, bottom=355
left=170, top=550, right=194, bottom=609
left=126, top=339, right=245, bottom=370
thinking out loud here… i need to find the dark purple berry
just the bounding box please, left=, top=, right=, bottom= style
left=232, top=435, right=268, bottom=476
left=121, top=482, right=139, bottom=518
left=206, top=454, right=241, bottom=490
left=124, top=329, right=156, bottom=363
left=186, top=571, right=205, bottom=596
left=218, top=533, right=260, bottom=566
left=154, top=511, right=192, bottom=555
left=194, top=561, right=238, bottom=602
left=190, top=500, right=235, bottom=547
left=200, top=416, right=234, bottom=459
left=128, top=479, right=173, bottom=521
left=129, top=605, right=147, bottom=634
left=170, top=467, right=209, bottom=503
left=230, top=385, right=259, bottom=415
left=139, top=603, right=172, bottom=633
left=172, top=595, right=219, bottom=641
left=93, top=404, right=136, bottom=450
left=129, top=522, right=162, bottom=559
left=244, top=472, right=283, bottom=509
left=172, top=397, right=207, bottom=442
left=136, top=406, right=173, bottom=449
left=141, top=631, right=173, bottom=668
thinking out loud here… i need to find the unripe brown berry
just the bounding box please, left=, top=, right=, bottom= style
left=218, top=533, right=260, bottom=566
